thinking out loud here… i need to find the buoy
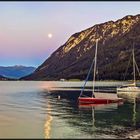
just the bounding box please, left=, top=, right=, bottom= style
left=58, top=95, right=60, bottom=99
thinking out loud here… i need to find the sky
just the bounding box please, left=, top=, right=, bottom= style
left=0, top=1, right=140, bottom=67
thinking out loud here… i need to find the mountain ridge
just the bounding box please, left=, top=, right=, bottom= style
left=0, top=65, right=36, bottom=79
left=0, top=75, right=8, bottom=80
left=21, top=14, right=140, bottom=81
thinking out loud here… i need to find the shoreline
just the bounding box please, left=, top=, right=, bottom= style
left=0, top=80, right=140, bottom=82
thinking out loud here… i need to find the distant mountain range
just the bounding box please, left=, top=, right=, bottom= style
left=0, top=75, right=8, bottom=80
left=22, top=14, right=140, bottom=81
left=0, top=65, right=36, bottom=79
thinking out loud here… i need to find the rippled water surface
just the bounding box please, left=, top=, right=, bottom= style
left=0, top=81, right=140, bottom=138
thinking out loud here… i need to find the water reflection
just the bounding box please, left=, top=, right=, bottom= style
left=43, top=89, right=140, bottom=138
left=132, top=97, right=136, bottom=127
left=1, top=81, right=140, bottom=138
left=44, top=101, right=53, bottom=139
left=117, top=91, right=140, bottom=103
left=78, top=103, right=121, bottom=129
left=117, top=91, right=140, bottom=128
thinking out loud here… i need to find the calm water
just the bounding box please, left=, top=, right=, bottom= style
left=0, top=81, right=140, bottom=138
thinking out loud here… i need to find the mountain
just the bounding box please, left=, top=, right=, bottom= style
left=0, top=65, right=36, bottom=79
left=22, top=14, right=140, bottom=81
left=0, top=75, right=8, bottom=80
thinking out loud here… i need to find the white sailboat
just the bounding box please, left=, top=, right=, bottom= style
left=117, top=42, right=140, bottom=93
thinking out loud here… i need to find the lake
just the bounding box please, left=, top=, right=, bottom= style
left=0, top=81, right=140, bottom=138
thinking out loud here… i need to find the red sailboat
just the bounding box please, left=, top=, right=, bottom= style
left=78, top=39, right=123, bottom=105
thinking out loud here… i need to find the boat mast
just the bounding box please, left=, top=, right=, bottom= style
left=92, top=39, right=98, bottom=97
left=133, top=41, right=136, bottom=85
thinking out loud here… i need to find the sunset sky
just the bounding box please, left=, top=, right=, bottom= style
left=0, top=1, right=140, bottom=67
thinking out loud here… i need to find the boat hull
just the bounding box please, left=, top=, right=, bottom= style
left=117, top=87, right=140, bottom=92
left=78, top=97, right=123, bottom=104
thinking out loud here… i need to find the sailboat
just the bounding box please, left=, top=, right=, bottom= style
left=78, top=39, right=123, bottom=104
left=117, top=42, right=140, bottom=93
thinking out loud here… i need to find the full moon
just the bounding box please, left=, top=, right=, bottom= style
left=48, top=33, right=52, bottom=38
